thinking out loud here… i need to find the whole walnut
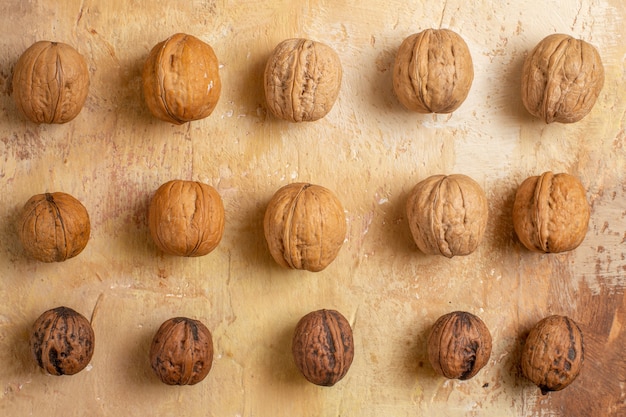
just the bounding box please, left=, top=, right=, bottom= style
left=148, top=180, right=225, bottom=257
left=512, top=172, right=589, bottom=253
left=18, top=192, right=91, bottom=262
left=393, top=29, right=474, bottom=113
left=264, top=183, right=346, bottom=272
left=264, top=38, right=342, bottom=122
left=150, top=317, right=214, bottom=385
left=12, top=41, right=90, bottom=124
left=292, top=309, right=354, bottom=386
left=30, top=306, right=95, bottom=375
left=521, top=34, right=604, bottom=123
left=406, top=174, right=488, bottom=257
left=427, top=311, right=492, bottom=380
left=143, top=33, right=221, bottom=124
left=521, top=315, right=584, bottom=394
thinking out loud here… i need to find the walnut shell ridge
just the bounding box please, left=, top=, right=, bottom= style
left=393, top=29, right=474, bottom=113
left=512, top=172, right=589, bottom=253
left=406, top=174, right=488, bottom=257
left=18, top=192, right=91, bottom=263
left=264, top=38, right=342, bottom=122
left=521, top=315, right=584, bottom=394
left=29, top=306, right=95, bottom=375
left=292, top=309, right=354, bottom=386
left=148, top=180, right=225, bottom=257
left=521, top=33, right=604, bottom=123
left=427, top=311, right=492, bottom=380
left=150, top=317, right=214, bottom=385
left=12, top=41, right=90, bottom=124
left=143, top=33, right=221, bottom=124
left=263, top=183, right=346, bottom=272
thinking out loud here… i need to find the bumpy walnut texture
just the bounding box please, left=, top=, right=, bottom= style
left=521, top=33, right=604, bottom=123
left=393, top=29, right=474, bottom=114
left=521, top=315, right=584, bottom=394
left=30, top=306, right=95, bottom=376
left=292, top=309, right=354, bottom=386
left=264, top=38, right=342, bottom=122
left=12, top=41, right=90, bottom=124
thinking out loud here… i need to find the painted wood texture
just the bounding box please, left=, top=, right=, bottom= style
left=0, top=1, right=625, bottom=416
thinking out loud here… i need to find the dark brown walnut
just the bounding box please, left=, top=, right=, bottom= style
left=521, top=33, right=604, bottom=123
left=292, top=309, right=354, bottom=386
left=143, top=33, right=221, bottom=124
left=427, top=311, right=492, bottom=380
left=150, top=317, right=214, bottom=385
left=264, top=38, right=342, bottom=122
left=18, top=192, right=91, bottom=262
left=393, top=29, right=474, bottom=113
left=12, top=41, right=90, bottom=124
left=512, top=172, right=590, bottom=253
left=406, top=174, right=488, bottom=257
left=29, top=306, right=95, bottom=375
left=263, top=183, right=346, bottom=272
left=148, top=180, right=225, bottom=257
left=521, top=315, right=584, bottom=394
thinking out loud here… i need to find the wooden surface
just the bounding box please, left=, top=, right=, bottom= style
left=0, top=1, right=625, bottom=416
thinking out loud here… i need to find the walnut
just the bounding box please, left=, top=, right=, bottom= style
left=29, top=306, right=95, bottom=375
left=263, top=183, right=346, bottom=272
left=18, top=192, right=91, bottom=262
left=406, top=174, right=488, bottom=257
left=292, top=309, right=354, bottom=386
left=427, top=311, right=492, bottom=380
left=521, top=34, right=604, bottom=123
left=148, top=180, right=225, bottom=257
left=521, top=315, right=584, bottom=394
left=12, top=41, right=90, bottom=124
left=142, top=33, right=221, bottom=124
left=393, top=29, right=474, bottom=113
left=264, top=38, right=342, bottom=122
left=512, top=172, right=589, bottom=253
left=150, top=317, right=214, bottom=385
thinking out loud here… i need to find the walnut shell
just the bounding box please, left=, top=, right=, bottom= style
left=148, top=180, right=225, bottom=257
left=18, top=192, right=91, bottom=262
left=150, top=317, right=214, bottom=385
left=30, top=306, right=95, bottom=375
left=521, top=315, right=584, bottom=394
left=512, top=172, right=590, bottom=253
left=292, top=309, right=354, bottom=386
left=264, top=38, right=342, bottom=122
left=393, top=29, right=474, bottom=113
left=12, top=41, right=90, bottom=124
left=142, top=33, right=221, bottom=124
left=263, top=183, right=346, bottom=272
left=427, top=311, right=492, bottom=380
left=521, top=34, right=604, bottom=123
left=406, top=174, right=488, bottom=257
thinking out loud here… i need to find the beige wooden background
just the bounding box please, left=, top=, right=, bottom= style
left=0, top=1, right=625, bottom=416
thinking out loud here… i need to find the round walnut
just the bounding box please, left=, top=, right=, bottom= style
left=143, top=33, right=221, bottom=124
left=393, top=29, right=474, bottom=113
left=18, top=192, right=91, bottom=263
left=263, top=183, right=346, bottom=272
left=264, top=38, right=342, bottom=122
left=521, top=315, right=584, bottom=394
left=12, top=41, right=90, bottom=124
left=406, top=174, right=488, bottom=257
left=30, top=306, right=95, bottom=375
left=150, top=317, right=214, bottom=385
left=427, top=311, right=492, bottom=380
left=148, top=180, right=225, bottom=257
left=292, top=309, right=354, bottom=386
left=512, top=172, right=590, bottom=253
left=521, top=33, right=604, bottom=123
